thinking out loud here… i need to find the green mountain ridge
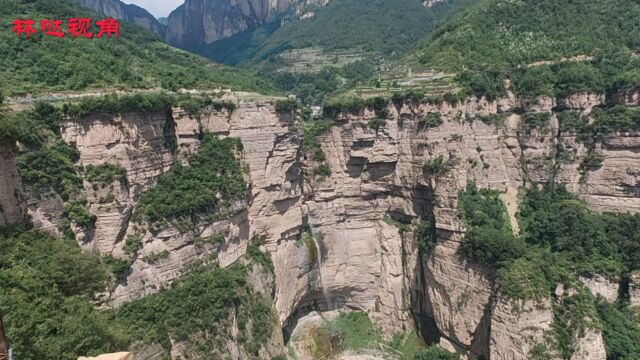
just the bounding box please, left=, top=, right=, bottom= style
left=0, top=0, right=273, bottom=97
left=200, top=0, right=468, bottom=65
left=414, top=0, right=640, bottom=99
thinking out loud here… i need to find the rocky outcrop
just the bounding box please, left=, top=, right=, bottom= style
left=578, top=274, right=620, bottom=303
left=166, top=0, right=329, bottom=48
left=80, top=0, right=165, bottom=36
left=490, top=297, right=555, bottom=360
left=630, top=272, right=640, bottom=308
left=570, top=328, right=607, bottom=360
left=20, top=92, right=640, bottom=358
left=0, top=145, right=25, bottom=225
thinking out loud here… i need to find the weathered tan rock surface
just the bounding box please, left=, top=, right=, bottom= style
left=15, top=92, right=639, bottom=359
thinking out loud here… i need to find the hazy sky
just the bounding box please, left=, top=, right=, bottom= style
left=123, top=0, right=184, bottom=18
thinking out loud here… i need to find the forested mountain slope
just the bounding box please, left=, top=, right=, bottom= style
left=0, top=0, right=273, bottom=96
left=414, top=0, right=640, bottom=99
left=200, top=0, right=469, bottom=64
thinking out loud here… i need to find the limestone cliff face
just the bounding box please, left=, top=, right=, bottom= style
left=166, top=0, right=329, bottom=48
left=80, top=0, right=165, bottom=36
left=16, top=91, right=640, bottom=359
left=0, top=146, right=25, bottom=226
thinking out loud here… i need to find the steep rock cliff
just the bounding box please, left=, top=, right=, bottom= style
left=0, top=145, right=25, bottom=225
left=80, top=0, right=165, bottom=36
left=166, top=0, right=329, bottom=48
left=14, top=91, right=639, bottom=359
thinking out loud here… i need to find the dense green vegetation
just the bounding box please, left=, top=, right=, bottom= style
left=201, top=0, right=464, bottom=64
left=194, top=0, right=472, bottom=104
left=16, top=108, right=82, bottom=204
left=459, top=184, right=640, bottom=299
left=422, top=155, right=456, bottom=181
left=308, top=312, right=459, bottom=359
left=0, top=227, right=122, bottom=360
left=270, top=62, right=377, bottom=105
left=458, top=184, right=640, bottom=357
left=0, top=225, right=278, bottom=360
left=18, top=139, right=82, bottom=200
left=62, top=92, right=236, bottom=119
left=115, top=262, right=276, bottom=356
left=0, top=0, right=273, bottom=95
left=417, top=0, right=640, bottom=99
left=458, top=183, right=524, bottom=267
left=596, top=301, right=640, bottom=359
left=135, top=134, right=246, bottom=223
left=84, top=163, right=127, bottom=187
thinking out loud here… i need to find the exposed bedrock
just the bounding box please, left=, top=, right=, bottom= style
left=13, top=91, right=639, bottom=358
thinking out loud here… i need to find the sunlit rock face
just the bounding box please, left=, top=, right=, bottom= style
left=16, top=91, right=638, bottom=359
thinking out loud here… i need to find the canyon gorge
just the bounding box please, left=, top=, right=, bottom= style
left=2, top=88, right=639, bottom=359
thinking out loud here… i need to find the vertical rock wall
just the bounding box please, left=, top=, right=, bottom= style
left=16, top=92, right=639, bottom=358
left=0, top=145, right=25, bottom=225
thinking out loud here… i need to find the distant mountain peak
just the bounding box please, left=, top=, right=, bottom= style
left=165, top=0, right=330, bottom=49
left=79, top=0, right=165, bottom=36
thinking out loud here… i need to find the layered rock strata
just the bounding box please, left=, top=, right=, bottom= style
left=13, top=91, right=639, bottom=359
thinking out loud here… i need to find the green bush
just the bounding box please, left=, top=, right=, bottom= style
left=418, top=113, right=443, bottom=129
left=422, top=155, right=455, bottom=180
left=64, top=93, right=174, bottom=119
left=323, top=96, right=366, bottom=117
left=496, top=248, right=571, bottom=301
left=122, top=235, right=143, bottom=255
left=63, top=202, right=97, bottom=229
left=175, top=94, right=236, bottom=116
left=458, top=183, right=525, bottom=267
left=579, top=151, right=605, bottom=174
left=597, top=301, right=640, bottom=359
left=275, top=98, right=299, bottom=113
left=314, top=164, right=332, bottom=179
left=0, top=228, right=119, bottom=360
left=556, top=111, right=586, bottom=133
left=415, top=220, right=436, bottom=254
left=0, top=113, right=24, bottom=148
left=368, top=118, right=386, bottom=132
left=18, top=139, right=82, bottom=200
left=477, top=113, right=508, bottom=126
left=302, top=230, right=319, bottom=265
left=103, top=255, right=133, bottom=280
left=116, top=261, right=276, bottom=352
left=0, top=0, right=274, bottom=96
left=517, top=186, right=640, bottom=277
left=523, top=112, right=552, bottom=129
left=552, top=289, right=601, bottom=358
left=368, top=96, right=390, bottom=118
left=413, top=346, right=459, bottom=360
left=142, top=250, right=170, bottom=265
left=323, top=312, right=381, bottom=351
left=247, top=242, right=274, bottom=275
left=85, top=163, right=127, bottom=186
left=135, top=134, right=246, bottom=223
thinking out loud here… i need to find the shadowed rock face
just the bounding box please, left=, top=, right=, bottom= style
left=0, top=146, right=26, bottom=226
left=12, top=90, right=639, bottom=359
left=79, top=0, right=165, bottom=36
left=165, top=0, right=329, bottom=48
